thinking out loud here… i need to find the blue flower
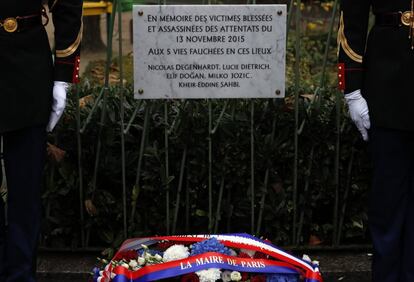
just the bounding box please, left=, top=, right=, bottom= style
left=266, top=274, right=299, bottom=282
left=92, top=266, right=100, bottom=281
left=190, top=237, right=231, bottom=256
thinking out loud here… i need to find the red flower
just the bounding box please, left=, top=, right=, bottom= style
left=181, top=273, right=199, bottom=282
left=238, top=252, right=251, bottom=258
left=156, top=241, right=177, bottom=250
left=157, top=241, right=190, bottom=250
left=241, top=272, right=249, bottom=281
left=253, top=252, right=268, bottom=259
left=251, top=275, right=266, bottom=282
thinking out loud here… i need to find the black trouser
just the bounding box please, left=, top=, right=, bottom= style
left=0, top=126, right=46, bottom=282
left=369, top=127, right=414, bottom=282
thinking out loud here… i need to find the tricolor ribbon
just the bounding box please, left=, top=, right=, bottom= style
left=98, top=233, right=323, bottom=282
left=111, top=253, right=300, bottom=282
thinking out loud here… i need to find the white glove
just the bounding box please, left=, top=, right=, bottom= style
left=344, top=89, right=371, bottom=141
left=47, top=81, right=69, bottom=132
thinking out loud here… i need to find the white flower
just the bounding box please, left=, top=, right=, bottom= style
left=163, top=244, right=189, bottom=262
left=230, top=271, right=242, bottom=281
left=121, top=262, right=129, bottom=269
left=129, top=260, right=138, bottom=268
left=221, top=270, right=232, bottom=282
left=154, top=254, right=163, bottom=261
left=138, top=257, right=146, bottom=266
left=100, top=258, right=109, bottom=264
left=98, top=276, right=111, bottom=282
left=301, top=254, right=319, bottom=266
left=228, top=249, right=238, bottom=257
left=240, top=248, right=256, bottom=257
left=302, top=254, right=312, bottom=263
left=196, top=268, right=222, bottom=282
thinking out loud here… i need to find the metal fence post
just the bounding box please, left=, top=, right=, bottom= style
left=250, top=101, right=255, bottom=234
left=333, top=89, right=341, bottom=246
left=292, top=0, right=301, bottom=245
left=117, top=0, right=128, bottom=240
left=130, top=103, right=151, bottom=229
left=164, top=102, right=171, bottom=234
left=75, top=84, right=86, bottom=248
left=208, top=100, right=213, bottom=233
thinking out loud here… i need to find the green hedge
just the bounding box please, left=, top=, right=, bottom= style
left=40, top=31, right=372, bottom=251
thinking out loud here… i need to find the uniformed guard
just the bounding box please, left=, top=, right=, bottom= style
left=338, top=0, right=414, bottom=281
left=0, top=0, right=82, bottom=281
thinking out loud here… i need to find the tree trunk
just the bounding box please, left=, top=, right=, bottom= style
left=82, top=15, right=107, bottom=52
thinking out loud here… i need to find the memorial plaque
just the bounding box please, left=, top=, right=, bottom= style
left=133, top=5, right=286, bottom=99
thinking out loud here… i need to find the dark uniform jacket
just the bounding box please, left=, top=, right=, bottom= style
left=338, top=0, right=414, bottom=131
left=0, top=0, right=82, bottom=133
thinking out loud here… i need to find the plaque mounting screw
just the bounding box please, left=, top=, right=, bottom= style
left=138, top=89, right=144, bottom=95
left=277, top=10, right=283, bottom=16
left=138, top=11, right=144, bottom=16
left=275, top=89, right=281, bottom=95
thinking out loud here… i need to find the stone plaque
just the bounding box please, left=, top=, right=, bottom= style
left=133, top=5, right=286, bottom=99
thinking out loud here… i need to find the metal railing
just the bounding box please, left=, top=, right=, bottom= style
left=43, top=0, right=363, bottom=250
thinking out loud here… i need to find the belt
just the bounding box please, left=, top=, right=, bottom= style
left=376, top=9, right=414, bottom=49
left=0, top=9, right=48, bottom=34
left=376, top=11, right=414, bottom=27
